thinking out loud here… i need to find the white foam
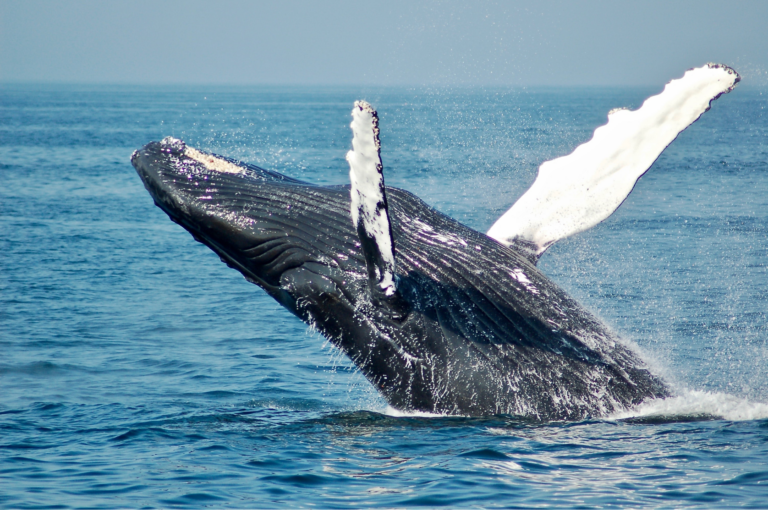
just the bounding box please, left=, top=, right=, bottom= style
left=488, top=63, right=740, bottom=257
left=383, top=405, right=447, bottom=418
left=609, top=390, right=768, bottom=422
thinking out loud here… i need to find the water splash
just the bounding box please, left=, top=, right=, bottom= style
left=383, top=406, right=446, bottom=418
left=610, top=390, right=768, bottom=422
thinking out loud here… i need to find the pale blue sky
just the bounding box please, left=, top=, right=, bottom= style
left=1, top=0, right=767, bottom=86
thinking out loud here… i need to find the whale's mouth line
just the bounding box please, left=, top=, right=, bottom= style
left=143, top=177, right=285, bottom=298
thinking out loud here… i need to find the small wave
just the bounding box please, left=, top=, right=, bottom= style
left=609, top=390, right=768, bottom=422
left=385, top=392, right=768, bottom=424
left=383, top=406, right=447, bottom=418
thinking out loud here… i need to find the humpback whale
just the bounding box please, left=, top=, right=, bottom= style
left=132, top=64, right=739, bottom=421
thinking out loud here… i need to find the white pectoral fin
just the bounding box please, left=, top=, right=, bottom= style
left=346, top=101, right=397, bottom=297
left=487, top=63, right=740, bottom=262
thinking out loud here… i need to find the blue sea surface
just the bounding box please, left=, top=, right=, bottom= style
left=1, top=83, right=767, bottom=508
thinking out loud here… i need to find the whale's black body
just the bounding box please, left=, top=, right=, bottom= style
left=132, top=137, right=669, bottom=421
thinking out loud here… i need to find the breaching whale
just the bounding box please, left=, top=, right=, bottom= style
left=132, top=64, right=739, bottom=421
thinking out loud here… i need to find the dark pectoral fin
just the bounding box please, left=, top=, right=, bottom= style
left=346, top=101, right=403, bottom=312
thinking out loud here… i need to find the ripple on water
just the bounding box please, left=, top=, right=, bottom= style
left=1, top=84, right=767, bottom=508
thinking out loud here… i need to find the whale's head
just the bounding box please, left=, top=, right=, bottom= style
left=131, top=137, right=367, bottom=320
left=131, top=138, right=446, bottom=412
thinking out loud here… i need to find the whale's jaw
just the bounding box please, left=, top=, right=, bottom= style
left=132, top=137, right=669, bottom=421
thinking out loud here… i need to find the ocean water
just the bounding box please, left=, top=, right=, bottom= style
left=1, top=82, right=767, bottom=508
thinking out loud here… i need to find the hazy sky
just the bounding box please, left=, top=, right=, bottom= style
left=2, top=0, right=767, bottom=86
